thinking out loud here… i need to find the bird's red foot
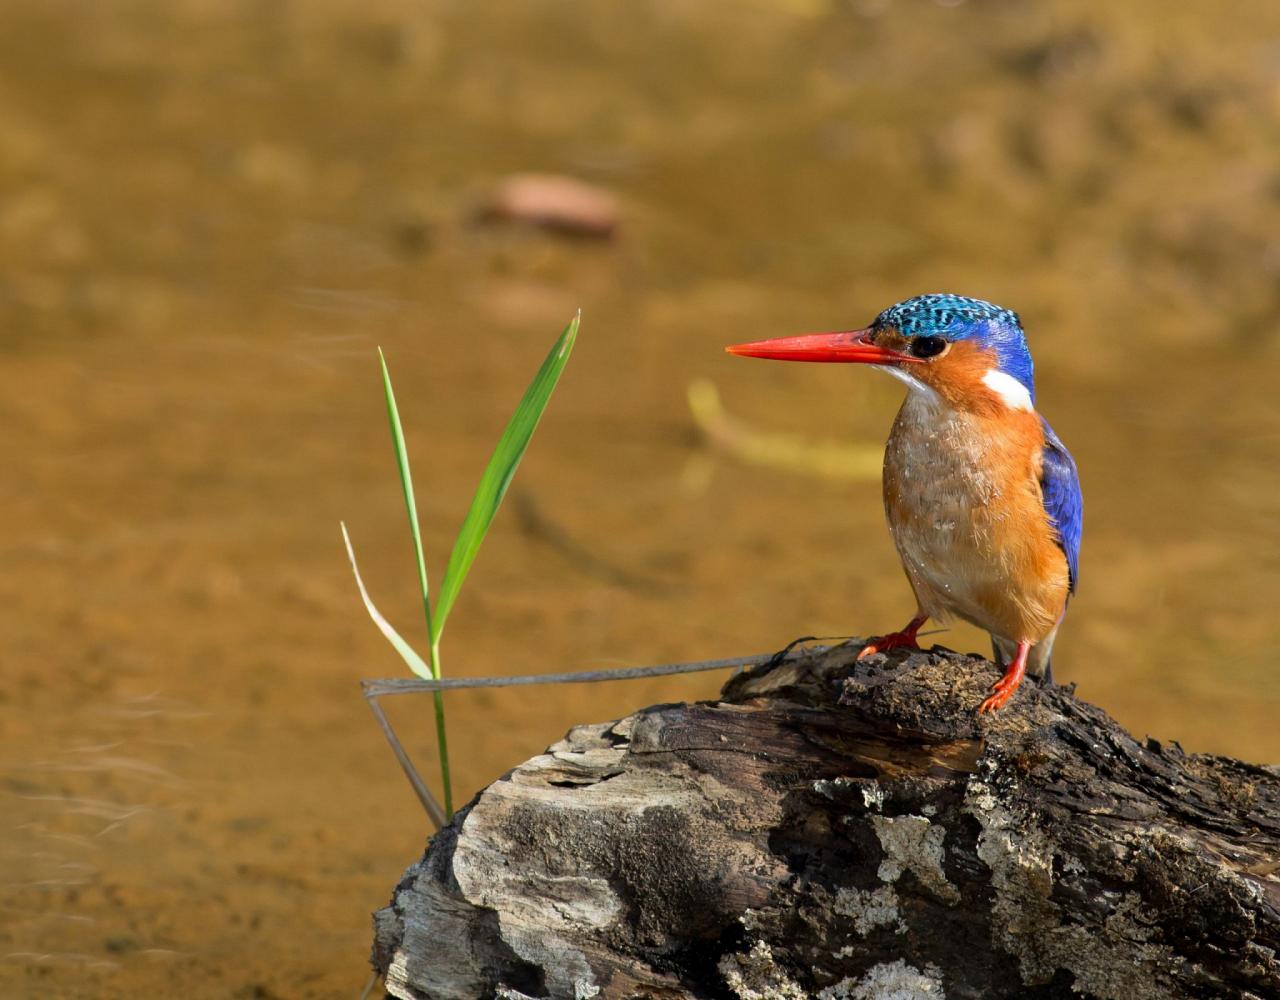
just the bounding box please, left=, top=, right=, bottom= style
left=978, top=640, right=1030, bottom=714
left=857, top=613, right=929, bottom=661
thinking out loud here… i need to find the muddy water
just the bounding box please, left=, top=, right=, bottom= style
left=3, top=1, right=1279, bottom=996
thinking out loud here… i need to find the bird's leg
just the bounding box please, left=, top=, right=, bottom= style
left=856, top=612, right=929, bottom=661
left=979, top=640, right=1031, bottom=713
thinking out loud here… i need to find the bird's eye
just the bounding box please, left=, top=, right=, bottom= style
left=911, top=335, right=947, bottom=358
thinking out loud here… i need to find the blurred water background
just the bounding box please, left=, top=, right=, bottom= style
left=2, top=0, right=1279, bottom=995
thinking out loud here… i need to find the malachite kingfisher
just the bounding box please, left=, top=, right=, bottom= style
left=727, top=294, right=1082, bottom=713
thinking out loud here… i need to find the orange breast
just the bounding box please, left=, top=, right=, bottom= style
left=883, top=392, right=1069, bottom=643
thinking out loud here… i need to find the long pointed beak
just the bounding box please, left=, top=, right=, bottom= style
left=725, top=328, right=920, bottom=365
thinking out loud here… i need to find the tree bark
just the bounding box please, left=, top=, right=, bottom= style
left=370, top=642, right=1280, bottom=1000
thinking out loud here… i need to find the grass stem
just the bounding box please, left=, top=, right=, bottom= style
left=429, top=639, right=453, bottom=815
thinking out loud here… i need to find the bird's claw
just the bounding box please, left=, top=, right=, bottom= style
left=978, top=660, right=1027, bottom=714
left=856, top=631, right=922, bottom=661
left=978, top=679, right=1017, bottom=714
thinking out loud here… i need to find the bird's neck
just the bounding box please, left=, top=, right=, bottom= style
left=891, top=379, right=1043, bottom=463
left=880, top=362, right=1035, bottom=421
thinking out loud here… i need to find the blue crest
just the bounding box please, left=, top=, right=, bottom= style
left=873, top=294, right=1035, bottom=402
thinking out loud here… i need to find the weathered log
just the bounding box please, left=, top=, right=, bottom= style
left=371, top=642, right=1280, bottom=1000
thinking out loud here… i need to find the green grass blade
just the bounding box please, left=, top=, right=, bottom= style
left=340, top=522, right=435, bottom=681
left=374, top=351, right=454, bottom=816
left=432, top=313, right=579, bottom=643
left=378, top=347, right=437, bottom=676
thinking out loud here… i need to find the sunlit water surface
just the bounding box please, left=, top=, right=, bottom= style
left=2, top=1, right=1279, bottom=996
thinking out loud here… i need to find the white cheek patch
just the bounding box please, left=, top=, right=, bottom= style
left=981, top=368, right=1034, bottom=411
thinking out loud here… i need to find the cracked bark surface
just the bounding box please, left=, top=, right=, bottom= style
left=370, top=642, right=1280, bottom=1000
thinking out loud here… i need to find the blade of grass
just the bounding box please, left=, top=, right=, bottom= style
left=340, top=522, right=435, bottom=681
left=373, top=352, right=454, bottom=817
left=432, top=313, right=579, bottom=643
left=378, top=348, right=437, bottom=670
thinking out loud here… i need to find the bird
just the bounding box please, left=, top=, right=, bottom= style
left=726, top=294, right=1082, bottom=713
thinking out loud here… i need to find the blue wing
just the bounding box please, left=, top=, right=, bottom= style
left=1039, top=418, right=1082, bottom=593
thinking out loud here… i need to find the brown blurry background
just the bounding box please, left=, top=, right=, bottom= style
left=3, top=0, right=1279, bottom=996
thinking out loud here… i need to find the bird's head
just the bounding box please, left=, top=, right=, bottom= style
left=727, top=294, right=1037, bottom=414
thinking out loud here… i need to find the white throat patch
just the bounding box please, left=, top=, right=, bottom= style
left=877, top=364, right=940, bottom=403
left=981, top=369, right=1033, bottom=411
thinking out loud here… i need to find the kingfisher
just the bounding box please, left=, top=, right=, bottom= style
left=726, top=294, right=1082, bottom=713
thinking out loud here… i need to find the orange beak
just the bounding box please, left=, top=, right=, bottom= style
left=725, top=328, right=921, bottom=365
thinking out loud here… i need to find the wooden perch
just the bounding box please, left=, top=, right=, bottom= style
left=370, top=642, right=1280, bottom=1000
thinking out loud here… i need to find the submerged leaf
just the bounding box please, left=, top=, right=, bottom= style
left=433, top=313, right=579, bottom=641
left=687, top=378, right=881, bottom=482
